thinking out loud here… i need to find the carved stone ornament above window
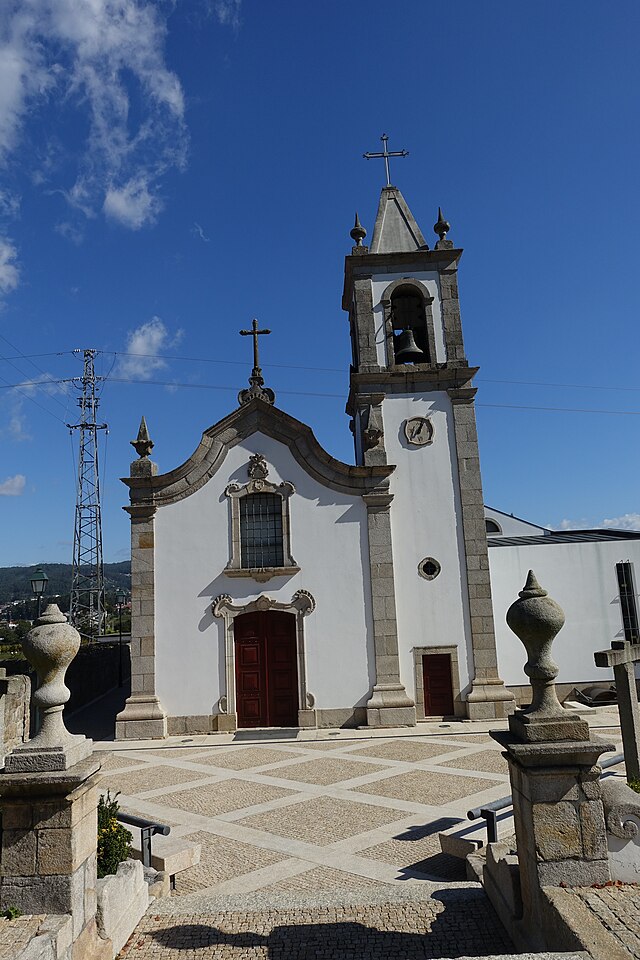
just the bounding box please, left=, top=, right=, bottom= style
left=248, top=453, right=269, bottom=480
left=404, top=417, right=434, bottom=446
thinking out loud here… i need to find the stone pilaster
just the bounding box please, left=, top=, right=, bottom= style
left=439, top=263, right=466, bottom=362
left=364, top=492, right=416, bottom=727
left=352, top=278, right=379, bottom=372
left=116, top=492, right=167, bottom=740
left=449, top=388, right=514, bottom=719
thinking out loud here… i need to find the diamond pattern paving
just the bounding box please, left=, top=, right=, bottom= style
left=361, top=826, right=466, bottom=881
left=265, top=757, right=386, bottom=785
left=345, top=739, right=454, bottom=763
left=152, top=778, right=298, bottom=817
left=175, top=831, right=288, bottom=894
left=238, top=796, right=404, bottom=845
left=99, top=763, right=213, bottom=796
left=440, top=749, right=509, bottom=774
left=353, top=769, right=502, bottom=805
left=187, top=747, right=306, bottom=769
left=274, top=867, right=383, bottom=891
left=98, top=752, right=146, bottom=771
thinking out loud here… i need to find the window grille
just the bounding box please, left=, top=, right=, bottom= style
left=616, top=561, right=639, bottom=642
left=240, top=494, right=284, bottom=568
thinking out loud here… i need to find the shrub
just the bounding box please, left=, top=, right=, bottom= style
left=97, top=791, right=132, bottom=879
left=628, top=778, right=640, bottom=794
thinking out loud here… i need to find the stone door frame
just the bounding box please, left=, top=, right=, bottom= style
left=212, top=590, right=316, bottom=730
left=412, top=644, right=465, bottom=719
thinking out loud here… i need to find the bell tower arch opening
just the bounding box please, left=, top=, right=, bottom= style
left=384, top=280, right=437, bottom=366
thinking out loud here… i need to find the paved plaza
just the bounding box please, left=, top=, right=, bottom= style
left=94, top=719, right=623, bottom=958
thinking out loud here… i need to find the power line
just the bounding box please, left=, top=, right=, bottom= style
left=100, top=349, right=640, bottom=393
left=2, top=376, right=640, bottom=417
left=0, top=334, right=75, bottom=413
left=0, top=373, right=67, bottom=425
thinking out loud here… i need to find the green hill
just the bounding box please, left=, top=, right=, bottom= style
left=0, top=562, right=131, bottom=603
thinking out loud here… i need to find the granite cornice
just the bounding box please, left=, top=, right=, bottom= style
left=123, top=398, right=394, bottom=506
left=346, top=364, right=479, bottom=411
left=342, top=248, right=463, bottom=310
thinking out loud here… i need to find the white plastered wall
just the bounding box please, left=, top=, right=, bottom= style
left=382, top=392, right=474, bottom=701
left=489, top=539, right=640, bottom=686
left=153, top=432, right=375, bottom=718
left=371, top=271, right=444, bottom=366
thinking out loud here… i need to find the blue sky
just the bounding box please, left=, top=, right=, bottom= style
left=0, top=0, right=639, bottom=568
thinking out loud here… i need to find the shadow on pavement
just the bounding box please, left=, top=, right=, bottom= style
left=145, top=890, right=516, bottom=957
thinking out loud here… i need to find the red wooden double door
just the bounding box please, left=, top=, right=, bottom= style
left=234, top=611, right=299, bottom=728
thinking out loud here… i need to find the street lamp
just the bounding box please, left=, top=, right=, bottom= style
left=30, top=569, right=48, bottom=620
left=115, top=588, right=126, bottom=687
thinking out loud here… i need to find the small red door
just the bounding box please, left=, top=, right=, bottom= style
left=235, top=611, right=298, bottom=728
left=423, top=653, right=454, bottom=716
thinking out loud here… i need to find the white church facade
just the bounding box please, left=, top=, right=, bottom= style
left=116, top=185, right=640, bottom=740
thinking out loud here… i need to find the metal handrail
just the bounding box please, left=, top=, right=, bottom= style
left=466, top=752, right=625, bottom=843
left=116, top=812, right=171, bottom=868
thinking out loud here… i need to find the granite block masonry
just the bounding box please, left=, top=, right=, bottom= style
left=486, top=572, right=615, bottom=953
left=0, top=606, right=107, bottom=958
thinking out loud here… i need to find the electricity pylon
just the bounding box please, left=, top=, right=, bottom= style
left=68, top=349, right=107, bottom=640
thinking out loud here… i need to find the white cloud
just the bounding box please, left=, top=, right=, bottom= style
left=104, top=175, right=161, bottom=230
left=192, top=221, right=210, bottom=242
left=0, top=236, right=19, bottom=294
left=0, top=0, right=188, bottom=228
left=0, top=473, right=26, bottom=495
left=555, top=518, right=590, bottom=531
left=602, top=513, right=640, bottom=532
left=213, top=0, right=242, bottom=29
left=0, top=189, right=20, bottom=219
left=117, top=316, right=183, bottom=379
left=55, top=220, right=84, bottom=244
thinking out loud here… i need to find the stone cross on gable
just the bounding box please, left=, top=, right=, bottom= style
left=595, top=640, right=640, bottom=781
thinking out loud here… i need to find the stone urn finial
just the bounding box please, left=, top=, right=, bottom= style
left=506, top=570, right=565, bottom=720
left=131, top=415, right=154, bottom=459
left=5, top=604, right=92, bottom=772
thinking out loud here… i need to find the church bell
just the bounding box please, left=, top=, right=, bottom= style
left=394, top=328, right=425, bottom=363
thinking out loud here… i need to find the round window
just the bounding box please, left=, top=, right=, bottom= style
left=418, top=557, right=441, bottom=580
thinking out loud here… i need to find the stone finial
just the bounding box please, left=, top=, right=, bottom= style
left=506, top=571, right=565, bottom=721
left=5, top=605, right=92, bottom=772
left=131, top=416, right=154, bottom=459
left=350, top=211, right=367, bottom=246
left=433, top=207, right=450, bottom=241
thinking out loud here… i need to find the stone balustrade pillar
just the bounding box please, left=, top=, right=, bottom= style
left=488, top=572, right=615, bottom=951
left=0, top=606, right=106, bottom=958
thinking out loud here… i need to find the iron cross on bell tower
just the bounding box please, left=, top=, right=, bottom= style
left=363, top=133, right=409, bottom=186
left=238, top=318, right=275, bottom=405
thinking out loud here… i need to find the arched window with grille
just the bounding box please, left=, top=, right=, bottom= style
left=224, top=470, right=298, bottom=580
left=240, top=493, right=284, bottom=568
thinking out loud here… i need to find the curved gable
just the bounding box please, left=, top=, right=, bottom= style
left=124, top=398, right=394, bottom=507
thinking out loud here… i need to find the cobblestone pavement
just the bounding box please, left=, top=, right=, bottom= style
left=98, top=719, right=623, bottom=959
left=119, top=893, right=514, bottom=959
left=0, top=915, right=46, bottom=958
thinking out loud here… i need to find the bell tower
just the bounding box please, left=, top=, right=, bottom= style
left=343, top=182, right=514, bottom=720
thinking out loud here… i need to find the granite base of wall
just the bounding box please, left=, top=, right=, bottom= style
left=166, top=706, right=368, bottom=736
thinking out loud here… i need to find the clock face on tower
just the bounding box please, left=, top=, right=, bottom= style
left=404, top=416, right=434, bottom=446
